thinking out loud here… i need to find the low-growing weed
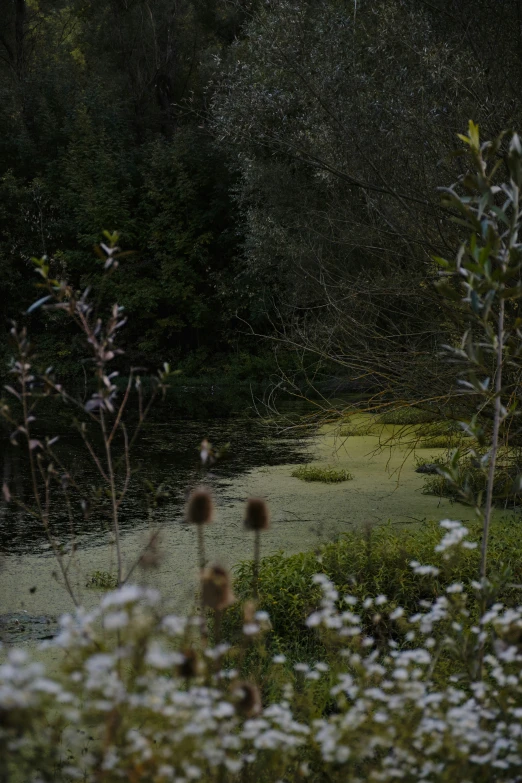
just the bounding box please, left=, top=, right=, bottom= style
left=86, top=570, right=119, bottom=589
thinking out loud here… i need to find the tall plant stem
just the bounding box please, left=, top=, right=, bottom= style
left=21, top=357, right=78, bottom=605
left=100, top=409, right=123, bottom=586
left=480, top=295, right=505, bottom=581
left=196, top=526, right=208, bottom=644
left=253, top=530, right=261, bottom=600
left=197, top=524, right=206, bottom=572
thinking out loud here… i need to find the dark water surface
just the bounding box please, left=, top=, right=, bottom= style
left=1, top=416, right=311, bottom=556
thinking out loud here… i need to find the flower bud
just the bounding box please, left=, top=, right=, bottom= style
left=176, top=648, right=201, bottom=679
left=244, top=497, right=270, bottom=531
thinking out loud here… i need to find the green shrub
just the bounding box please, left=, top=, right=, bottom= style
left=421, top=450, right=522, bottom=506
left=230, top=517, right=522, bottom=662
left=290, top=465, right=353, bottom=483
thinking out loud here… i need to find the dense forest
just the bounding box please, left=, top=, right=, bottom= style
left=2, top=0, right=522, bottom=401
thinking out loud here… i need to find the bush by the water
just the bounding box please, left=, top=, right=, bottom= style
left=421, top=449, right=522, bottom=507
left=416, top=434, right=462, bottom=449
left=338, top=422, right=379, bottom=437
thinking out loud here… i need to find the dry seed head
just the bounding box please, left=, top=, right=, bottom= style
left=244, top=497, right=270, bottom=531
left=232, top=681, right=262, bottom=718
left=201, top=565, right=235, bottom=611
left=177, top=648, right=202, bottom=679
left=186, top=487, right=214, bottom=525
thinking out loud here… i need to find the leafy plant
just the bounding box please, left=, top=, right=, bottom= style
left=1, top=236, right=171, bottom=601
left=435, top=121, right=522, bottom=580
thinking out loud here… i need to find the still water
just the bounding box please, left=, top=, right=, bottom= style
left=0, top=411, right=496, bottom=644
left=1, top=416, right=310, bottom=555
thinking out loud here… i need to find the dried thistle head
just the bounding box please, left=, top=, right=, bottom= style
left=176, top=648, right=202, bottom=679
left=186, top=487, right=214, bottom=525
left=232, top=681, right=262, bottom=718
left=201, top=565, right=235, bottom=611
left=244, top=497, right=270, bottom=532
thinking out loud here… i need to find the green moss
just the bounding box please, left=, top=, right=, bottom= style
left=291, top=464, right=353, bottom=483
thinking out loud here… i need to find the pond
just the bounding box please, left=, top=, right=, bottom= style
left=0, top=409, right=513, bottom=646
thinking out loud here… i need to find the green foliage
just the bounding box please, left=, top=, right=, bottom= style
left=231, top=518, right=522, bottom=660
left=0, top=0, right=271, bottom=382
left=290, top=464, right=353, bottom=483
left=421, top=449, right=522, bottom=506
left=213, top=0, right=509, bottom=404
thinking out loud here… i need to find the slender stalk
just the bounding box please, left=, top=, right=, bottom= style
left=253, top=530, right=261, bottom=599
left=480, top=295, right=504, bottom=581
left=108, top=372, right=133, bottom=445
left=77, top=426, right=109, bottom=482
left=116, top=424, right=131, bottom=510
left=20, top=348, right=78, bottom=605
left=214, top=608, right=223, bottom=648
left=197, top=524, right=206, bottom=572
left=100, top=408, right=123, bottom=586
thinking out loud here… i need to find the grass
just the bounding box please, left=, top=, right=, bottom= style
left=291, top=464, right=353, bottom=483
left=85, top=570, right=119, bottom=589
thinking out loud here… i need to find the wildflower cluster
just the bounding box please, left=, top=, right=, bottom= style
left=3, top=519, right=522, bottom=781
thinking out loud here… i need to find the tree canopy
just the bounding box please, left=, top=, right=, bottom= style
left=2, top=0, right=522, bottom=401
